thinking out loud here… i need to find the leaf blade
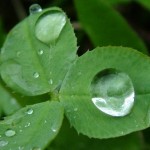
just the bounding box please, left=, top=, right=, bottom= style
left=0, top=101, right=64, bottom=150
left=0, top=7, right=77, bottom=96
left=74, top=0, right=148, bottom=54
left=60, top=46, right=150, bottom=138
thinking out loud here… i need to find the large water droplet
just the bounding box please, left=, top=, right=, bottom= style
left=35, top=10, right=66, bottom=45
left=0, top=140, right=8, bottom=147
left=26, top=108, right=33, bottom=115
left=29, top=4, right=42, bottom=15
left=5, top=129, right=16, bottom=137
left=91, top=69, right=135, bottom=117
left=33, top=72, right=39, bottom=78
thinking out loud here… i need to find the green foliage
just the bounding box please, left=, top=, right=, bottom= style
left=0, top=7, right=77, bottom=96
left=0, top=2, right=150, bottom=150
left=60, top=46, right=150, bottom=138
left=49, top=119, right=142, bottom=150
left=137, top=0, right=150, bottom=10
left=0, top=101, right=63, bottom=150
left=74, top=0, right=147, bottom=54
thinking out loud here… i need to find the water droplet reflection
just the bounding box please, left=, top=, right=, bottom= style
left=91, top=69, right=135, bottom=117
left=26, top=108, right=33, bottom=115
left=35, top=10, right=66, bottom=45
left=51, top=127, right=57, bottom=132
left=38, top=49, right=43, bottom=55
left=5, top=129, right=16, bottom=137
left=0, top=140, right=8, bottom=147
left=49, top=79, right=53, bottom=85
left=32, top=147, right=41, bottom=150
left=29, top=4, right=42, bottom=15
left=33, top=72, right=39, bottom=78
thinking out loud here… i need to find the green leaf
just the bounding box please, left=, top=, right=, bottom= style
left=74, top=0, right=148, bottom=54
left=137, top=0, right=150, bottom=10
left=0, top=80, right=21, bottom=116
left=0, top=101, right=64, bottom=149
left=60, top=46, right=150, bottom=138
left=106, top=0, right=131, bottom=6
left=0, top=7, right=77, bottom=96
left=49, top=119, right=142, bottom=150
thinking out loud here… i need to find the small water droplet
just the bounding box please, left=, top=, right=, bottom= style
left=29, top=4, right=42, bottom=15
left=0, top=140, right=8, bottom=147
left=32, top=147, right=41, bottom=150
left=26, top=108, right=33, bottom=115
left=19, top=129, right=23, bottom=132
left=5, top=129, right=16, bottom=137
left=51, top=127, right=57, bottom=132
left=35, top=10, right=66, bottom=45
left=74, top=108, right=78, bottom=111
left=49, top=79, right=53, bottom=85
left=91, top=69, right=135, bottom=117
left=25, top=122, right=31, bottom=128
left=38, top=49, right=43, bottom=55
left=18, top=146, right=24, bottom=150
left=33, top=72, right=40, bottom=78
left=44, top=120, right=47, bottom=124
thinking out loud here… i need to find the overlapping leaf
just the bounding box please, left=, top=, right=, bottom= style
left=60, top=46, right=150, bottom=138
left=74, top=0, right=148, bottom=54
left=0, top=80, right=20, bottom=116
left=0, top=101, right=64, bottom=150
left=0, top=7, right=77, bottom=96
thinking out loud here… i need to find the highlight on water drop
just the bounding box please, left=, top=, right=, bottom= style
left=29, top=4, right=42, bottom=15
left=5, top=129, right=16, bottom=137
left=90, top=68, right=135, bottom=117
left=33, top=72, right=40, bottom=78
left=0, top=140, right=8, bottom=147
left=26, top=108, right=34, bottom=115
left=35, top=10, right=67, bottom=45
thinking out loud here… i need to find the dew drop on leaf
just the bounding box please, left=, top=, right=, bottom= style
left=91, top=69, right=135, bottom=117
left=51, top=127, right=57, bottom=132
left=29, top=4, right=42, bottom=15
left=24, top=122, right=31, bottom=128
left=74, top=108, right=78, bottom=112
left=0, top=140, right=8, bottom=147
left=26, top=108, right=34, bottom=115
left=49, top=79, right=53, bottom=85
left=33, top=72, right=40, bottom=78
left=32, top=147, right=41, bottom=150
left=5, top=129, right=16, bottom=137
left=37, top=49, right=44, bottom=55
left=35, top=10, right=66, bottom=45
left=18, top=146, right=24, bottom=150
